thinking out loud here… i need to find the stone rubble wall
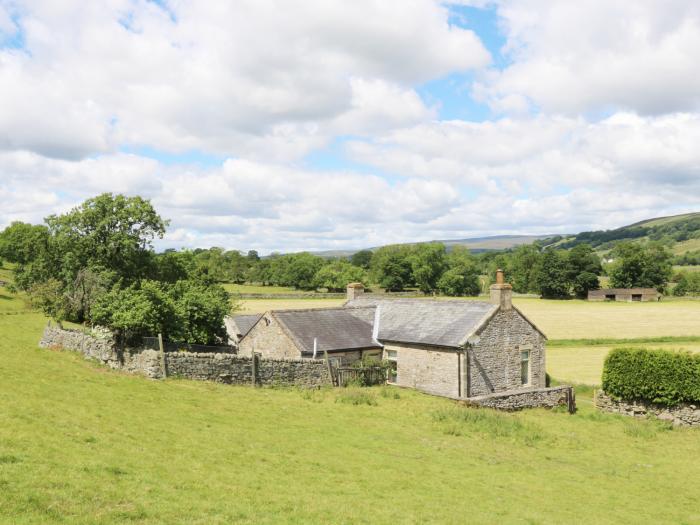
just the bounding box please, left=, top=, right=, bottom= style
left=595, top=391, right=700, bottom=427
left=467, top=385, right=574, bottom=411
left=39, top=325, right=332, bottom=388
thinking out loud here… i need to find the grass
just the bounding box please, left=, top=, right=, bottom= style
left=222, top=283, right=301, bottom=294
left=1, top=292, right=700, bottom=523
left=547, top=342, right=700, bottom=386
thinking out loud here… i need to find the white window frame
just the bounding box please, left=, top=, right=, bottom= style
left=385, top=350, right=398, bottom=384
left=519, top=345, right=532, bottom=386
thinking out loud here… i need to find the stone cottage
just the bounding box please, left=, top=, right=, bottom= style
left=238, top=271, right=547, bottom=399
left=237, top=307, right=383, bottom=363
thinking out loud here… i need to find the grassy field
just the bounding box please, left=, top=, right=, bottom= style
left=1, top=306, right=700, bottom=524
left=222, top=283, right=300, bottom=294
left=548, top=341, right=700, bottom=385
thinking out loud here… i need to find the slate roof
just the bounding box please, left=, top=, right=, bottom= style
left=344, top=297, right=499, bottom=348
left=226, top=314, right=263, bottom=340
left=272, top=307, right=381, bottom=355
left=588, top=288, right=660, bottom=295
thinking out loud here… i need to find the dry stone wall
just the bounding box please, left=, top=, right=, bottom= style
left=39, top=325, right=332, bottom=388
left=467, top=386, right=574, bottom=411
left=595, top=391, right=700, bottom=427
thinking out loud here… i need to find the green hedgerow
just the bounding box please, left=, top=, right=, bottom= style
left=602, top=347, right=700, bottom=406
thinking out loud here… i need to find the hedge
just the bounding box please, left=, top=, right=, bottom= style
left=602, top=347, right=700, bottom=406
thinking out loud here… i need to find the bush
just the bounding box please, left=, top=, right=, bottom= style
left=602, top=347, right=700, bottom=406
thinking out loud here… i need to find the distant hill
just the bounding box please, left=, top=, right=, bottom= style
left=310, top=234, right=555, bottom=258
left=546, top=212, right=700, bottom=256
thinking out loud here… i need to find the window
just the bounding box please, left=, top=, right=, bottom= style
left=386, top=350, right=398, bottom=383
left=605, top=294, right=616, bottom=301
left=520, top=350, right=530, bottom=385
left=632, top=294, right=642, bottom=302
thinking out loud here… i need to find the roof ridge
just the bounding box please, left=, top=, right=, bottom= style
left=271, top=305, right=376, bottom=314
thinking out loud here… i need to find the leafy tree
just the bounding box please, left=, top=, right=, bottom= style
left=28, top=279, right=69, bottom=324
left=567, top=244, right=602, bottom=298
left=46, top=193, right=167, bottom=285
left=284, top=252, right=325, bottom=290
left=91, top=280, right=178, bottom=344
left=672, top=272, right=700, bottom=296
left=151, top=250, right=195, bottom=283
left=533, top=250, right=571, bottom=299
left=170, top=280, right=231, bottom=344
left=371, top=245, right=413, bottom=292
left=0, top=221, right=50, bottom=265
left=313, top=260, right=368, bottom=292
left=410, top=243, right=447, bottom=294
left=608, top=242, right=672, bottom=292
left=506, top=245, right=542, bottom=293
left=350, top=249, right=373, bottom=269
left=437, top=247, right=481, bottom=296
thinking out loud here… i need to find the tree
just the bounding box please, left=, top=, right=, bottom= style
left=507, top=245, right=542, bottom=293
left=371, top=245, right=413, bottom=292
left=284, top=252, right=325, bottom=290
left=567, top=244, right=602, bottom=298
left=437, top=247, right=481, bottom=296
left=533, top=250, right=571, bottom=299
left=170, top=280, right=231, bottom=344
left=0, top=221, right=50, bottom=265
left=350, top=249, right=373, bottom=269
left=608, top=242, right=672, bottom=292
left=46, top=193, right=167, bottom=285
left=410, top=243, right=447, bottom=294
left=28, top=279, right=69, bottom=324
left=313, top=260, right=368, bottom=292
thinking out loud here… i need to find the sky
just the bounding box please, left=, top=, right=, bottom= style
left=1, top=0, right=699, bottom=254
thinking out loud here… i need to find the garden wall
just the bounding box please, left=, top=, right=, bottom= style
left=39, top=325, right=332, bottom=388
left=467, top=385, right=575, bottom=412
left=595, top=391, right=700, bottom=427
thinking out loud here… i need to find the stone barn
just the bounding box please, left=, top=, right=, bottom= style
left=238, top=271, right=548, bottom=400
left=588, top=288, right=661, bottom=302
left=237, top=307, right=383, bottom=364
left=225, top=314, right=263, bottom=347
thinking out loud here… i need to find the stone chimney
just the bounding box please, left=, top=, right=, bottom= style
left=490, top=269, right=512, bottom=310
left=346, top=282, right=365, bottom=301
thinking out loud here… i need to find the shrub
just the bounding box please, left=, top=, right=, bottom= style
left=602, top=347, right=700, bottom=406
left=335, top=390, right=378, bottom=406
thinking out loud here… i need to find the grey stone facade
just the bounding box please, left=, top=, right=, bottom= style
left=467, top=386, right=573, bottom=411
left=384, top=343, right=461, bottom=398
left=468, top=308, right=546, bottom=397
left=595, top=391, right=700, bottom=427
left=40, top=325, right=332, bottom=388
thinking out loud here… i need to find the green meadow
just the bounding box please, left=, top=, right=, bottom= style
left=1, top=287, right=700, bottom=524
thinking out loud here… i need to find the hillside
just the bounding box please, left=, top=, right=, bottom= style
left=311, top=234, right=554, bottom=258
left=544, top=212, right=700, bottom=257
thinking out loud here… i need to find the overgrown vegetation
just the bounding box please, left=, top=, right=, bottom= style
left=602, top=347, right=700, bottom=406
left=0, top=193, right=232, bottom=344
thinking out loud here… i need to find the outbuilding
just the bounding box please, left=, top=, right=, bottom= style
left=587, top=288, right=661, bottom=302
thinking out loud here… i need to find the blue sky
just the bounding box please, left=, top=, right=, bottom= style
left=1, top=1, right=699, bottom=252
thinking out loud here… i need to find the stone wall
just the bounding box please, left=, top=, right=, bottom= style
left=39, top=325, right=332, bottom=388
left=595, top=391, right=700, bottom=427
left=469, top=308, right=546, bottom=397
left=384, top=343, right=461, bottom=398
left=467, top=385, right=574, bottom=412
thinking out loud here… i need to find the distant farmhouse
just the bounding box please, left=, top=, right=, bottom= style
left=233, top=272, right=547, bottom=399
left=588, top=288, right=661, bottom=302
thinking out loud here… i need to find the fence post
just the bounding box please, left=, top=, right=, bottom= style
left=158, top=333, right=167, bottom=379
left=324, top=350, right=335, bottom=386
left=251, top=352, right=258, bottom=387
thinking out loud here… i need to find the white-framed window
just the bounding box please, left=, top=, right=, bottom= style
left=386, top=350, right=398, bottom=383
left=520, top=349, right=530, bottom=385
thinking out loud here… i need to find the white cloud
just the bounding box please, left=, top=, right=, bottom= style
left=0, top=0, right=489, bottom=160
left=477, top=0, right=700, bottom=115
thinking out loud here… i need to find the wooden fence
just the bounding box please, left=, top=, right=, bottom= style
left=333, top=366, right=386, bottom=387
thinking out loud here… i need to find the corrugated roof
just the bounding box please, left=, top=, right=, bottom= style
left=345, top=297, right=498, bottom=348
left=272, top=307, right=380, bottom=354
left=226, top=314, right=263, bottom=339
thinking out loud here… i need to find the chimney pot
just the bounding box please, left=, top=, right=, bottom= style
left=490, top=270, right=512, bottom=310
left=346, top=282, right=365, bottom=301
